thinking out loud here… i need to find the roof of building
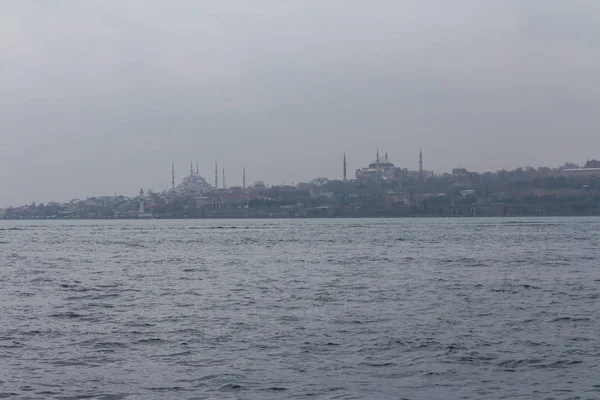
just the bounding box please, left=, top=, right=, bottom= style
left=368, top=155, right=395, bottom=168
left=562, top=168, right=600, bottom=172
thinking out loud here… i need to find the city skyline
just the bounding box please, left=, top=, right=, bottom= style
left=2, top=1, right=600, bottom=205
left=1, top=150, right=597, bottom=207
left=1, top=145, right=597, bottom=206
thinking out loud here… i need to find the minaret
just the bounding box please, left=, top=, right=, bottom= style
left=171, top=162, right=175, bottom=189
left=376, top=149, right=380, bottom=184
left=243, top=166, right=246, bottom=190
left=139, top=189, right=144, bottom=214
left=343, top=153, right=347, bottom=181
left=385, top=151, right=388, bottom=160
left=419, top=149, right=424, bottom=181
left=190, top=161, right=193, bottom=176
left=222, top=168, right=226, bottom=189
left=214, top=162, right=218, bottom=188
left=196, top=163, right=199, bottom=175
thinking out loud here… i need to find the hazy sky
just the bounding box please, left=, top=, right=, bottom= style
left=1, top=1, right=599, bottom=205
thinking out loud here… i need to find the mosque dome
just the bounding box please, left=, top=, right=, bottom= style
left=368, top=152, right=394, bottom=169
left=176, top=173, right=212, bottom=196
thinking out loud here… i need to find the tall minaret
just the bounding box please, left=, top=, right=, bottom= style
left=376, top=149, right=380, bottom=184
left=214, top=162, right=218, bottom=188
left=190, top=161, right=193, bottom=176
left=171, top=162, right=175, bottom=189
left=343, top=153, right=347, bottom=181
left=196, top=163, right=199, bottom=175
left=222, top=168, right=226, bottom=189
left=243, top=166, right=246, bottom=190
left=139, top=189, right=144, bottom=214
left=419, top=149, right=424, bottom=181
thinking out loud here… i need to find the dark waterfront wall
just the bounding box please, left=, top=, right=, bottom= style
left=5, top=203, right=600, bottom=220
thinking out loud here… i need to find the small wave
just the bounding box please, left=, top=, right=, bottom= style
left=549, top=316, right=591, bottom=322
left=521, top=284, right=539, bottom=289
left=59, top=282, right=83, bottom=288
left=92, top=341, right=127, bottom=349
left=148, top=386, right=187, bottom=392
left=90, top=293, right=120, bottom=300
left=0, top=341, right=24, bottom=349
left=125, top=242, right=146, bottom=248
left=518, top=341, right=550, bottom=348
left=21, top=329, right=59, bottom=337
left=359, top=362, right=395, bottom=367
left=137, top=338, right=164, bottom=343
left=153, top=351, right=192, bottom=358
left=50, top=360, right=90, bottom=367
left=90, top=395, right=129, bottom=400
left=196, top=374, right=226, bottom=382
left=220, top=383, right=244, bottom=391
left=34, top=392, right=57, bottom=397
left=30, top=277, right=53, bottom=283
left=497, top=358, right=542, bottom=369
left=278, top=315, right=300, bottom=322
left=490, top=288, right=517, bottom=294
left=445, top=344, right=467, bottom=354
left=51, top=311, right=84, bottom=319
left=64, top=295, right=95, bottom=301
left=126, top=322, right=155, bottom=327
left=459, top=354, right=498, bottom=365
left=538, top=359, right=582, bottom=369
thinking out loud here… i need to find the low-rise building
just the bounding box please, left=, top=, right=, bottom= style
left=560, top=168, right=600, bottom=178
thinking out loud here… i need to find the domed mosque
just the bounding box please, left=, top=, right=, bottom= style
left=355, top=150, right=405, bottom=181
left=368, top=150, right=394, bottom=170
left=355, top=149, right=427, bottom=182
left=175, top=162, right=213, bottom=197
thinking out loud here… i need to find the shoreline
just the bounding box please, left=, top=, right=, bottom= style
left=2, top=213, right=600, bottom=221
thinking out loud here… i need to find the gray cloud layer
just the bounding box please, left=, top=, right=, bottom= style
left=1, top=1, right=599, bottom=204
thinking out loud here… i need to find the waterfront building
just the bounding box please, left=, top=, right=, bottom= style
left=560, top=168, right=600, bottom=178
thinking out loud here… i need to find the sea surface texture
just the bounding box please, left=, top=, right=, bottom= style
left=1, top=218, right=600, bottom=400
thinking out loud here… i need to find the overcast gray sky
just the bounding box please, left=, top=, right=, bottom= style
left=1, top=1, right=599, bottom=205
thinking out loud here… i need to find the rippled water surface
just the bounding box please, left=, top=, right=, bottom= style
left=1, top=218, right=600, bottom=399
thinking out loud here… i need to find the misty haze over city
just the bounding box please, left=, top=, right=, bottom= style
left=4, top=3, right=600, bottom=398
left=1, top=1, right=599, bottom=205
